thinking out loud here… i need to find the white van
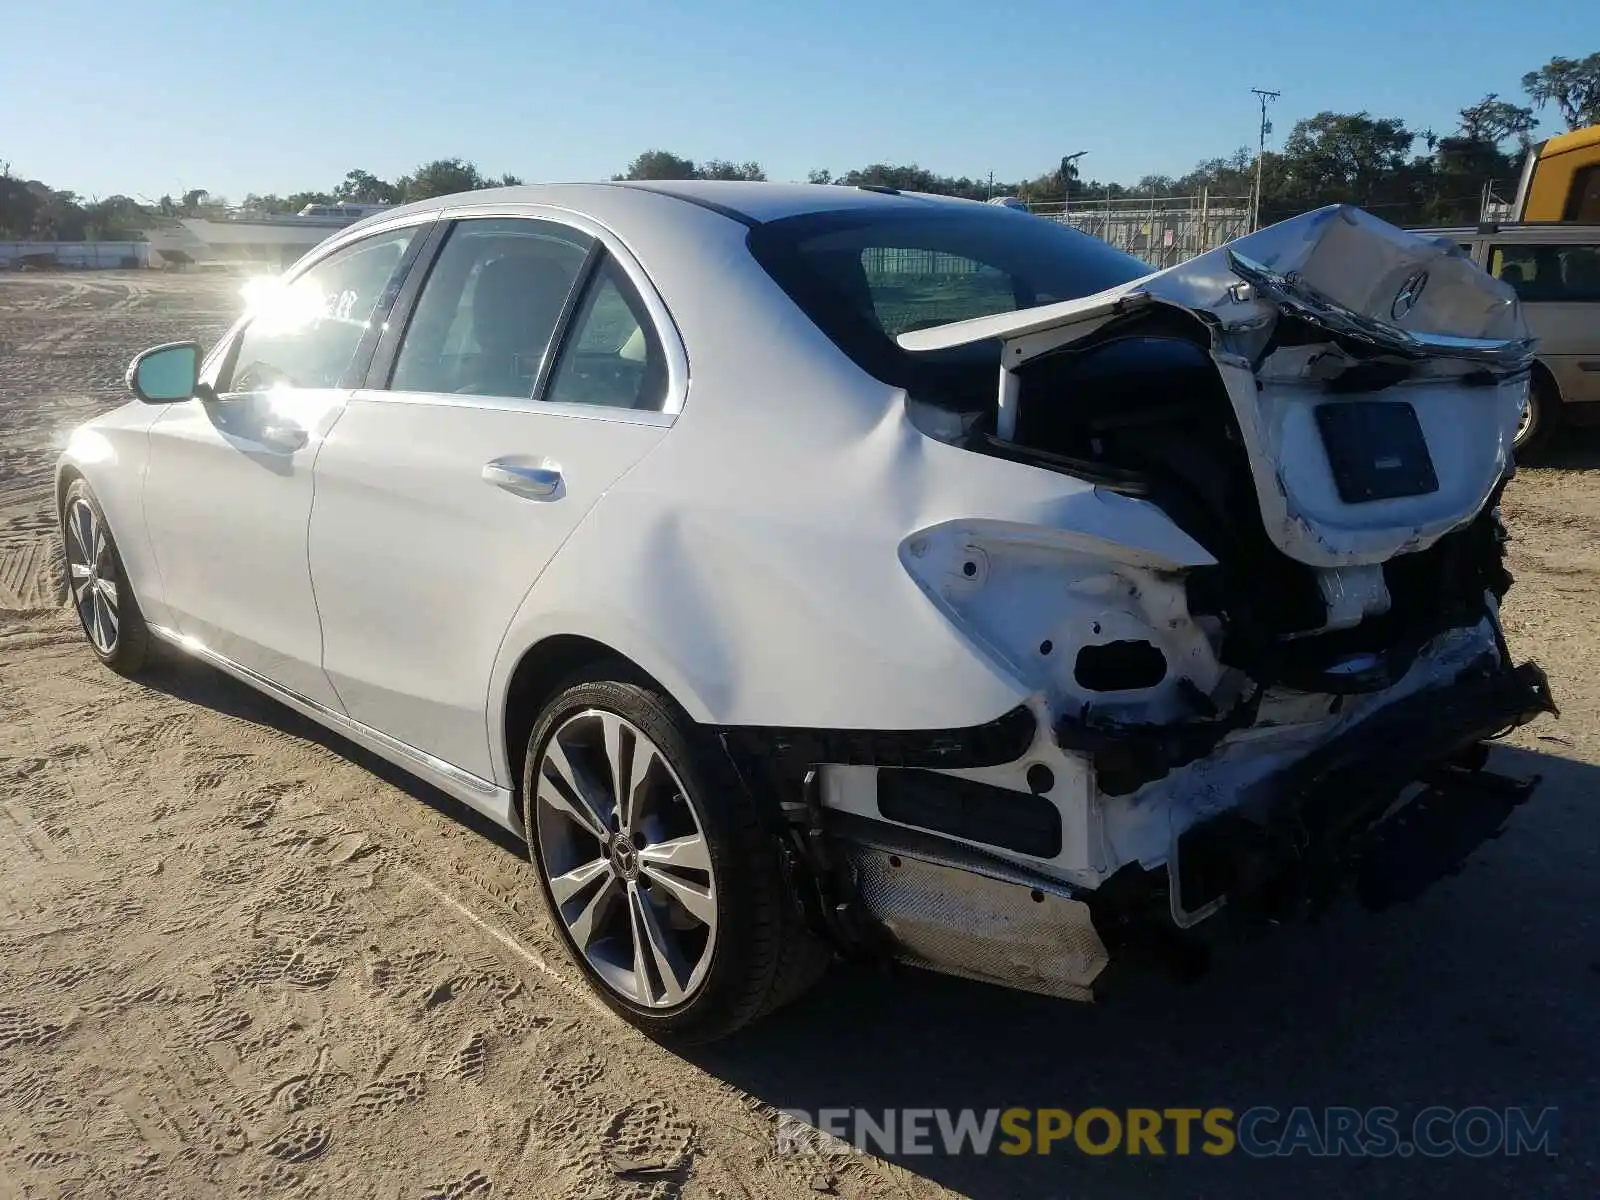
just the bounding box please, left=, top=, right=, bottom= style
left=1416, top=222, right=1600, bottom=453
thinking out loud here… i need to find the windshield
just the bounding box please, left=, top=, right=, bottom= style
left=747, top=207, right=1151, bottom=407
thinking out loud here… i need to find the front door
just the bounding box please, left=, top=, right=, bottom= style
left=142, top=223, right=426, bottom=707
left=309, top=215, right=678, bottom=780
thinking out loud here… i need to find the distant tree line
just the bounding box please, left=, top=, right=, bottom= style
left=2, top=51, right=1595, bottom=243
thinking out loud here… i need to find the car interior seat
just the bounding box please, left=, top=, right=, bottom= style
left=457, top=252, right=575, bottom=397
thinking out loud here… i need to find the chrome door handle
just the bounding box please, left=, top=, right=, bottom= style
left=482, top=458, right=563, bottom=500
left=258, top=423, right=309, bottom=452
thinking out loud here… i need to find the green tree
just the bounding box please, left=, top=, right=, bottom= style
left=1277, top=112, right=1415, bottom=209
left=334, top=169, right=401, bottom=204
left=833, top=163, right=987, bottom=198
left=242, top=192, right=295, bottom=214
left=396, top=158, right=511, bottom=201
left=81, top=195, right=145, bottom=239
left=1457, top=93, right=1537, bottom=147
left=698, top=159, right=766, bottom=181
left=285, top=191, right=334, bottom=212
left=0, top=162, right=41, bottom=238
left=616, top=150, right=700, bottom=181
left=1521, top=52, right=1600, bottom=131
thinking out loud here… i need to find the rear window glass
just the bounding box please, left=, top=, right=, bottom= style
left=747, top=207, right=1150, bottom=405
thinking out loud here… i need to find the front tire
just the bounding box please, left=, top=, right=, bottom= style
left=521, top=672, right=828, bottom=1043
left=61, top=479, right=151, bottom=674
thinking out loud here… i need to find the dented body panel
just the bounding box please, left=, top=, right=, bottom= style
left=899, top=205, right=1535, bottom=568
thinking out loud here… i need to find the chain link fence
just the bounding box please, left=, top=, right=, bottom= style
left=1025, top=192, right=1253, bottom=268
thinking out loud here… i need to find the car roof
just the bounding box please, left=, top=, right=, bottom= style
left=357, top=179, right=980, bottom=233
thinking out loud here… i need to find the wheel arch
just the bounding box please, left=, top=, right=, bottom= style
left=55, top=461, right=85, bottom=517
left=1531, top=357, right=1563, bottom=404
left=496, top=631, right=711, bottom=798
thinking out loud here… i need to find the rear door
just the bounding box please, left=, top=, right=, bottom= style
left=142, top=221, right=429, bottom=706
left=307, top=213, right=682, bottom=782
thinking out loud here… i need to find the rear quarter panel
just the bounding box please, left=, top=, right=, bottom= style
left=483, top=205, right=1213, bottom=787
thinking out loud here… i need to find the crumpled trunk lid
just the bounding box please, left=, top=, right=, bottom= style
left=898, top=204, right=1535, bottom=568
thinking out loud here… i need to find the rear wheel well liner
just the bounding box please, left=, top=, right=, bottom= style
left=500, top=634, right=667, bottom=796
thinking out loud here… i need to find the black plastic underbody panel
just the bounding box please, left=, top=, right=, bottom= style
left=719, top=703, right=1038, bottom=771
left=877, top=768, right=1063, bottom=858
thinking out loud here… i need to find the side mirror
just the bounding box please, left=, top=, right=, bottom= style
left=126, top=341, right=200, bottom=404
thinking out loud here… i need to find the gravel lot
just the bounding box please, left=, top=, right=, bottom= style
left=1, top=272, right=1596, bottom=1199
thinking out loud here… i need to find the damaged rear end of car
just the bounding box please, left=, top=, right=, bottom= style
left=748, top=202, right=1558, bottom=999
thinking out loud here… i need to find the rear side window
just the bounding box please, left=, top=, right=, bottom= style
left=747, top=208, right=1150, bottom=402
left=544, top=258, right=669, bottom=411
left=1490, top=243, right=1600, bottom=303
left=389, top=217, right=593, bottom=398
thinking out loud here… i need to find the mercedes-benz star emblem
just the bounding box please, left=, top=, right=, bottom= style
left=1391, top=268, right=1429, bottom=319
left=610, top=835, right=639, bottom=881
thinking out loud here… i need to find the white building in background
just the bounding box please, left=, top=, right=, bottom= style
left=143, top=201, right=393, bottom=269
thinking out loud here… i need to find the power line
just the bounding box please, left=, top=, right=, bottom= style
left=1250, top=87, right=1280, bottom=232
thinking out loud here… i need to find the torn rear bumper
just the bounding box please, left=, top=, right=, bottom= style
left=1088, top=656, right=1556, bottom=977
left=831, top=655, right=1555, bottom=999
left=1167, top=657, right=1555, bottom=923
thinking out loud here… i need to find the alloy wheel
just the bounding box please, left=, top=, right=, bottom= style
left=64, top=497, right=119, bottom=655
left=533, top=709, right=718, bottom=1008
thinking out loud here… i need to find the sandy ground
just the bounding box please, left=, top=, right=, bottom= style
left=0, top=272, right=1596, bottom=1200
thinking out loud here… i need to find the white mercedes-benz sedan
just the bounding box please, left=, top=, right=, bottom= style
left=58, top=182, right=1557, bottom=1041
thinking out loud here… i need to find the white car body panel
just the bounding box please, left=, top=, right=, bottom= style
left=143, top=387, right=349, bottom=708
left=310, top=393, right=671, bottom=781
left=58, top=402, right=173, bottom=630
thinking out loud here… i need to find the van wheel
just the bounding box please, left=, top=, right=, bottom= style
left=1514, top=376, right=1559, bottom=459
left=521, top=672, right=829, bottom=1043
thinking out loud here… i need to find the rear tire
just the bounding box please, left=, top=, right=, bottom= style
left=1513, top=375, right=1559, bottom=459
left=61, top=479, right=151, bottom=675
left=521, top=671, right=829, bottom=1043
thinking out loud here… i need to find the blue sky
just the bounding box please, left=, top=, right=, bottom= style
left=4, top=0, right=1589, bottom=201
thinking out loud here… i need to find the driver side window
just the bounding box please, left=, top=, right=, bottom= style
left=221, top=227, right=418, bottom=393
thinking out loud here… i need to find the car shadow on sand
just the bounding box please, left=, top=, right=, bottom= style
left=139, top=652, right=527, bottom=860
left=141, top=654, right=1595, bottom=1200
left=690, top=741, right=1598, bottom=1200
left=1525, top=423, right=1600, bottom=470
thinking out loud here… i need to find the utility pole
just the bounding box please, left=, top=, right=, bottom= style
left=1061, top=150, right=1087, bottom=218
left=1250, top=88, right=1280, bottom=233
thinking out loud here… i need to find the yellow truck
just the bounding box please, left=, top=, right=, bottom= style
left=1511, top=123, right=1600, bottom=222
